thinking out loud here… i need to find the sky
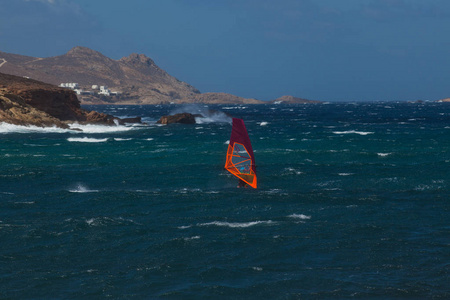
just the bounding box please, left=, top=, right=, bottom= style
left=1, top=0, right=450, bottom=101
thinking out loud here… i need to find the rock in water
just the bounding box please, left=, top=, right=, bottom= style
left=156, top=113, right=196, bottom=124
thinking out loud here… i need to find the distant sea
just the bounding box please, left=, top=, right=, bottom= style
left=1, top=103, right=449, bottom=298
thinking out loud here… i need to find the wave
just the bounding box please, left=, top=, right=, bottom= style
left=283, top=167, right=303, bottom=175
left=333, top=130, right=374, bottom=135
left=377, top=153, right=392, bottom=157
left=0, top=122, right=142, bottom=134
left=83, top=217, right=140, bottom=227
left=69, top=123, right=138, bottom=133
left=198, top=220, right=276, bottom=228
left=68, top=184, right=99, bottom=193
left=259, top=121, right=269, bottom=126
left=168, top=104, right=232, bottom=124
left=288, top=214, right=311, bottom=220
left=0, top=122, right=72, bottom=134
left=67, top=137, right=108, bottom=143
left=183, top=236, right=201, bottom=241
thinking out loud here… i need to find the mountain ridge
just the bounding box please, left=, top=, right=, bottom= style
left=0, top=47, right=318, bottom=105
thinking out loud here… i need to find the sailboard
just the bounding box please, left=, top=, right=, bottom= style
left=225, top=118, right=257, bottom=188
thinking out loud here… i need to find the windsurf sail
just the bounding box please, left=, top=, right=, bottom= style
left=225, top=118, right=257, bottom=188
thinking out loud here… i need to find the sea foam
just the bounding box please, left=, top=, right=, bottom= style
left=67, top=137, right=109, bottom=143
left=0, top=123, right=71, bottom=134
left=69, top=123, right=137, bottom=133
left=68, top=184, right=99, bottom=193
left=288, top=214, right=311, bottom=220
left=198, top=220, right=275, bottom=228
left=333, top=130, right=374, bottom=135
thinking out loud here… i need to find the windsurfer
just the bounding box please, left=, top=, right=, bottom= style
left=237, top=179, right=248, bottom=188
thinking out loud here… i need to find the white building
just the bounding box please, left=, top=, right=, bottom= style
left=59, top=83, right=79, bottom=89
left=99, top=85, right=111, bottom=96
left=74, top=89, right=94, bottom=95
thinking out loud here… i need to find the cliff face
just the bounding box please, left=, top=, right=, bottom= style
left=0, top=72, right=117, bottom=127
left=0, top=92, right=69, bottom=128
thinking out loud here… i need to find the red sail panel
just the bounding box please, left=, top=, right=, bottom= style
left=225, top=118, right=257, bottom=188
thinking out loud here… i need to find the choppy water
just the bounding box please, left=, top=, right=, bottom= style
left=1, top=103, right=449, bottom=298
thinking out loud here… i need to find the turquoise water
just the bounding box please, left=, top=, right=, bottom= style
left=1, top=103, right=449, bottom=298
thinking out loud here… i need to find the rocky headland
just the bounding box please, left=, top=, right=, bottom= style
left=270, top=95, right=321, bottom=104
left=0, top=72, right=133, bottom=128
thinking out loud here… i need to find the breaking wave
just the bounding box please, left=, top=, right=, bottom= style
left=288, top=214, right=311, bottom=220
left=198, top=220, right=276, bottom=228
left=68, top=184, right=99, bottom=193
left=0, top=123, right=71, bottom=134
left=67, top=137, right=109, bottom=143
left=0, top=122, right=142, bottom=134
left=69, top=123, right=137, bottom=133
left=333, top=130, right=374, bottom=135
left=169, top=104, right=232, bottom=124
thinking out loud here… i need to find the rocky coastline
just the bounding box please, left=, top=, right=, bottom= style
left=0, top=72, right=136, bottom=129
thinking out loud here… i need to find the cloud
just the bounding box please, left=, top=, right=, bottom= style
left=0, top=0, right=99, bottom=56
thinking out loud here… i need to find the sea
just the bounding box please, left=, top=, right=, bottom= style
left=1, top=102, right=449, bottom=299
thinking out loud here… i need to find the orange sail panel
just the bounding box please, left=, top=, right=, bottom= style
left=225, top=118, right=257, bottom=188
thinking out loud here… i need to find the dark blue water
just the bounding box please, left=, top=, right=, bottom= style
left=1, top=103, right=449, bottom=298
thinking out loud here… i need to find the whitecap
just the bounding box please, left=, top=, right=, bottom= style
left=0, top=123, right=71, bottom=134
left=183, top=236, right=200, bottom=241
left=198, top=220, right=275, bottom=228
left=178, top=225, right=192, bottom=229
left=259, top=122, right=269, bottom=126
left=68, top=123, right=137, bottom=133
left=176, top=188, right=202, bottom=194
left=67, top=137, right=108, bottom=143
left=114, top=138, right=132, bottom=141
left=283, top=168, right=303, bottom=175
left=69, top=184, right=98, bottom=193
left=288, top=214, right=311, bottom=220
left=338, top=173, right=353, bottom=176
left=377, top=153, right=391, bottom=157
left=333, top=130, right=374, bottom=135
left=84, top=216, right=139, bottom=227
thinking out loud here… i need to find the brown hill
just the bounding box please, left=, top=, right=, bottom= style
left=0, top=46, right=203, bottom=104
left=0, top=47, right=318, bottom=105
left=0, top=72, right=121, bottom=127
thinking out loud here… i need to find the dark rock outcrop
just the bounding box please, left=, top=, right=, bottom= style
left=270, top=95, right=320, bottom=104
left=156, top=113, right=196, bottom=124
